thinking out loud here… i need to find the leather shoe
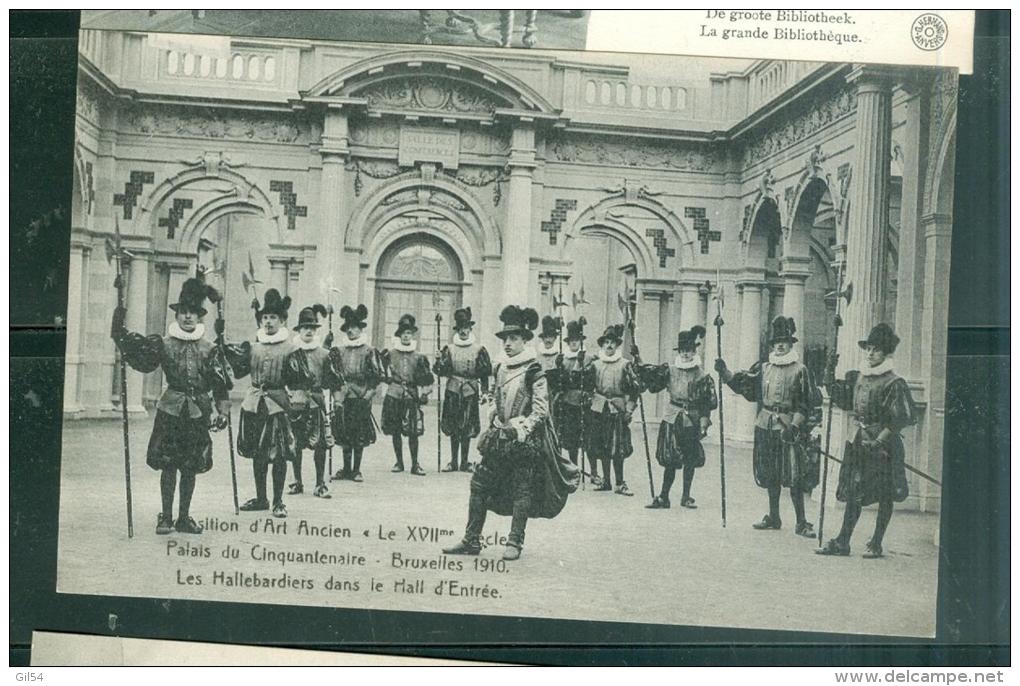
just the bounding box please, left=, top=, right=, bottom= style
left=795, top=521, right=815, bottom=538
left=174, top=516, right=203, bottom=534
left=862, top=540, right=884, bottom=559
left=240, top=497, right=270, bottom=512
left=752, top=514, right=782, bottom=530
left=410, top=464, right=426, bottom=476
left=442, top=540, right=481, bottom=556
left=502, top=545, right=522, bottom=561
left=816, top=539, right=851, bottom=556
left=645, top=496, right=670, bottom=509
left=680, top=497, right=697, bottom=509
left=272, top=502, right=288, bottom=519
left=155, top=513, right=174, bottom=535
left=391, top=463, right=405, bottom=473
left=442, top=462, right=458, bottom=473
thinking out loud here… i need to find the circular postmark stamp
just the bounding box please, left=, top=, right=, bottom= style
left=911, top=13, right=948, bottom=51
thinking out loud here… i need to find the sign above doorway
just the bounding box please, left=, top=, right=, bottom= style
left=398, top=125, right=460, bottom=170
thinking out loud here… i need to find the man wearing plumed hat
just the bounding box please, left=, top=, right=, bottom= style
left=817, top=323, right=917, bottom=559
left=715, top=316, right=822, bottom=536
left=380, top=313, right=436, bottom=476
left=223, top=288, right=299, bottom=518
left=442, top=305, right=579, bottom=561
left=640, top=326, right=718, bottom=510
left=582, top=323, right=643, bottom=496
left=327, top=304, right=383, bottom=483
left=551, top=319, right=598, bottom=483
left=285, top=303, right=342, bottom=498
left=111, top=275, right=231, bottom=535
left=434, top=307, right=492, bottom=473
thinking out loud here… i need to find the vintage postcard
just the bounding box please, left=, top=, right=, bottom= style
left=60, top=13, right=960, bottom=640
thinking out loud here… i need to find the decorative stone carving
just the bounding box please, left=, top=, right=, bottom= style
left=345, top=158, right=402, bottom=196
left=379, top=187, right=469, bottom=212
left=601, top=178, right=664, bottom=202
left=444, top=165, right=508, bottom=205
left=742, top=85, right=856, bottom=166
left=549, top=134, right=717, bottom=172
left=179, top=151, right=246, bottom=176
left=357, top=77, right=507, bottom=115
left=125, top=105, right=307, bottom=143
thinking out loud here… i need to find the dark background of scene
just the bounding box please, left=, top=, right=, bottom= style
left=9, top=9, right=1009, bottom=666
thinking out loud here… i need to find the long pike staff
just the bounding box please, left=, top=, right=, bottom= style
left=323, top=281, right=342, bottom=481
left=433, top=289, right=443, bottom=474
left=205, top=258, right=240, bottom=516
left=621, top=287, right=656, bottom=501
left=712, top=272, right=727, bottom=528
left=571, top=284, right=590, bottom=490
left=817, top=265, right=853, bottom=546
left=105, top=217, right=135, bottom=538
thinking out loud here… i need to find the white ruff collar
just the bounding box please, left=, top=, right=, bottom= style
left=291, top=333, right=322, bottom=351
left=391, top=339, right=417, bottom=353
left=498, top=346, right=537, bottom=368
left=599, top=349, right=623, bottom=363
left=861, top=358, right=896, bottom=376
left=168, top=322, right=205, bottom=341
left=674, top=354, right=702, bottom=370
left=539, top=344, right=559, bottom=356
left=340, top=334, right=368, bottom=348
left=256, top=327, right=290, bottom=344
left=453, top=333, right=476, bottom=347
left=769, top=349, right=799, bottom=366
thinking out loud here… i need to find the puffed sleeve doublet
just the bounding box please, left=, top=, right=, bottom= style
left=727, top=361, right=763, bottom=403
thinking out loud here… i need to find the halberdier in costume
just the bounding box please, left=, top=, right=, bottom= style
left=434, top=307, right=492, bottom=473
left=715, top=316, right=822, bottom=536
left=380, top=314, right=435, bottom=476
left=641, top=327, right=718, bottom=510
left=111, top=276, right=231, bottom=535
left=286, top=304, right=342, bottom=498
left=817, top=323, right=917, bottom=559
left=328, top=304, right=382, bottom=483
left=443, top=305, right=579, bottom=561
left=224, top=288, right=299, bottom=519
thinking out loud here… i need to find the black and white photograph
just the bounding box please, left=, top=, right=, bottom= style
left=58, top=22, right=959, bottom=640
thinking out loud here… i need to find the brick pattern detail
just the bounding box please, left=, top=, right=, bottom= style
left=685, top=206, right=720, bottom=255
left=270, top=180, right=307, bottom=230
left=540, top=198, right=577, bottom=245
left=112, top=170, right=154, bottom=220
left=158, top=198, right=194, bottom=239
left=645, top=227, right=675, bottom=267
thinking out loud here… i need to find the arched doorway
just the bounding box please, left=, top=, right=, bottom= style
left=372, top=234, right=463, bottom=357
left=787, top=177, right=837, bottom=381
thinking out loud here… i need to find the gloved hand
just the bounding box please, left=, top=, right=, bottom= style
left=325, top=432, right=335, bottom=448
left=714, top=358, right=728, bottom=375
left=251, top=298, right=260, bottom=311
left=209, top=414, right=228, bottom=432
left=859, top=436, right=885, bottom=452
left=781, top=423, right=799, bottom=443
left=419, top=394, right=429, bottom=406
left=324, top=331, right=334, bottom=348
left=214, top=318, right=225, bottom=336
left=699, top=417, right=711, bottom=439
left=111, top=306, right=127, bottom=339
left=216, top=399, right=232, bottom=417
left=826, top=351, right=840, bottom=372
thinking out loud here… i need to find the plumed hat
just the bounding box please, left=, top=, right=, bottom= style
left=339, top=304, right=368, bottom=332
left=858, top=323, right=900, bottom=355
left=674, top=328, right=698, bottom=352
left=258, top=288, right=291, bottom=320
left=768, top=316, right=798, bottom=344
left=540, top=315, right=560, bottom=339
left=296, top=304, right=327, bottom=330
left=597, top=324, right=625, bottom=347
left=565, top=318, right=587, bottom=342
left=452, top=307, right=475, bottom=331
left=169, top=277, right=218, bottom=318
left=495, top=305, right=539, bottom=340
left=394, top=313, right=418, bottom=337
left=690, top=325, right=706, bottom=342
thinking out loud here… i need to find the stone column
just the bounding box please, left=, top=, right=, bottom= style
left=840, top=66, right=894, bottom=374
left=63, top=241, right=88, bottom=415
left=502, top=120, right=536, bottom=305
left=288, top=262, right=302, bottom=304
left=677, top=280, right=702, bottom=332
left=269, top=258, right=289, bottom=295
left=780, top=256, right=812, bottom=356
left=733, top=276, right=764, bottom=441
left=635, top=282, right=666, bottom=420
left=125, top=252, right=150, bottom=414
left=894, top=76, right=932, bottom=379
left=317, top=104, right=351, bottom=304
